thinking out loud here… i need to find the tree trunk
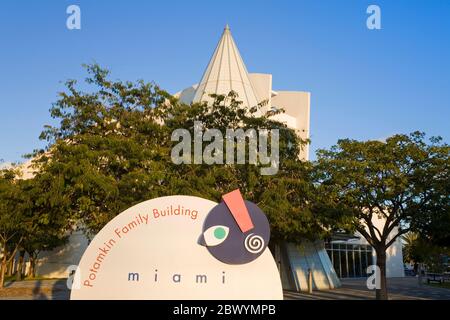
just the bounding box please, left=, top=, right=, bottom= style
left=417, top=263, right=422, bottom=286
left=375, top=249, right=388, bottom=300
left=6, top=258, right=14, bottom=276
left=29, top=255, right=37, bottom=278
left=0, top=254, right=7, bottom=288
left=16, top=250, right=25, bottom=281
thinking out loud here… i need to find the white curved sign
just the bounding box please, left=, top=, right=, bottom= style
left=71, top=195, right=283, bottom=299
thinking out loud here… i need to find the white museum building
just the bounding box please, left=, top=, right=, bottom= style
left=12, top=25, right=404, bottom=291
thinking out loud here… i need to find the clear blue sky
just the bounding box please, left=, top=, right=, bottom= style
left=0, top=0, right=449, bottom=163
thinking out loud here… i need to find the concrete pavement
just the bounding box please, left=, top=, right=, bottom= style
left=285, top=277, right=450, bottom=300
left=1, top=276, right=449, bottom=300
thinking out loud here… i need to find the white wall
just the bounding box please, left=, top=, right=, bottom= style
left=248, top=73, right=272, bottom=107
left=36, top=230, right=90, bottom=278
left=354, top=215, right=405, bottom=278
left=271, top=91, right=311, bottom=160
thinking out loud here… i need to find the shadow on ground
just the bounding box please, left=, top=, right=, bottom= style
left=1, top=277, right=449, bottom=300
left=0, top=279, right=70, bottom=300
left=285, top=277, right=450, bottom=300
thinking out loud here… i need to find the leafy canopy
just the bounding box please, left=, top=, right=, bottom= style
left=314, top=132, right=449, bottom=251
left=35, top=64, right=327, bottom=242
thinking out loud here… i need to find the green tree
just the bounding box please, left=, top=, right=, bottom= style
left=35, top=64, right=327, bottom=245
left=0, top=169, right=31, bottom=287
left=402, top=232, right=421, bottom=264
left=314, top=132, right=449, bottom=299
left=20, top=174, right=71, bottom=278
left=22, top=230, right=68, bottom=278
left=403, top=232, right=449, bottom=274
left=18, top=179, right=69, bottom=278
left=162, top=91, right=322, bottom=242
left=36, top=64, right=175, bottom=234
left=0, top=166, right=72, bottom=283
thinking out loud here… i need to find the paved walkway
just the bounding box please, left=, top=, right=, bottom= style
left=285, top=277, right=450, bottom=300
left=1, top=277, right=449, bottom=300
left=0, top=279, right=69, bottom=300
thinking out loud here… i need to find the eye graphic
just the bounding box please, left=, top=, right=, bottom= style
left=203, top=225, right=229, bottom=246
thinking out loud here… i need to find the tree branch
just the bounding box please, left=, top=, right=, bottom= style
left=386, top=228, right=410, bottom=249
left=372, top=225, right=383, bottom=241
left=6, top=236, right=23, bottom=264
left=362, top=213, right=380, bottom=243
left=356, top=226, right=377, bottom=247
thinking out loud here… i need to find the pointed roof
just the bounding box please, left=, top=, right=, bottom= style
left=192, top=25, right=259, bottom=107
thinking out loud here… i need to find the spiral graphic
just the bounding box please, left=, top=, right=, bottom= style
left=244, top=233, right=265, bottom=254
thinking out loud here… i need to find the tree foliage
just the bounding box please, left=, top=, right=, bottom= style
left=0, top=167, right=71, bottom=285
left=0, top=169, right=30, bottom=287
left=20, top=174, right=71, bottom=277
left=34, top=64, right=326, bottom=243
left=314, top=132, right=449, bottom=299
left=402, top=232, right=449, bottom=273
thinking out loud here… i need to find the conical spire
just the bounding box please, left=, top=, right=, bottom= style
left=192, top=25, right=259, bottom=107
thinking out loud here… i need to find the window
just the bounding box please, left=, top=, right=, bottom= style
left=333, top=250, right=341, bottom=278
left=361, top=251, right=368, bottom=276
left=326, top=249, right=332, bottom=260
left=354, top=250, right=361, bottom=276
left=348, top=250, right=355, bottom=278
left=340, top=250, right=348, bottom=278
left=367, top=252, right=374, bottom=269
left=326, top=243, right=373, bottom=278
